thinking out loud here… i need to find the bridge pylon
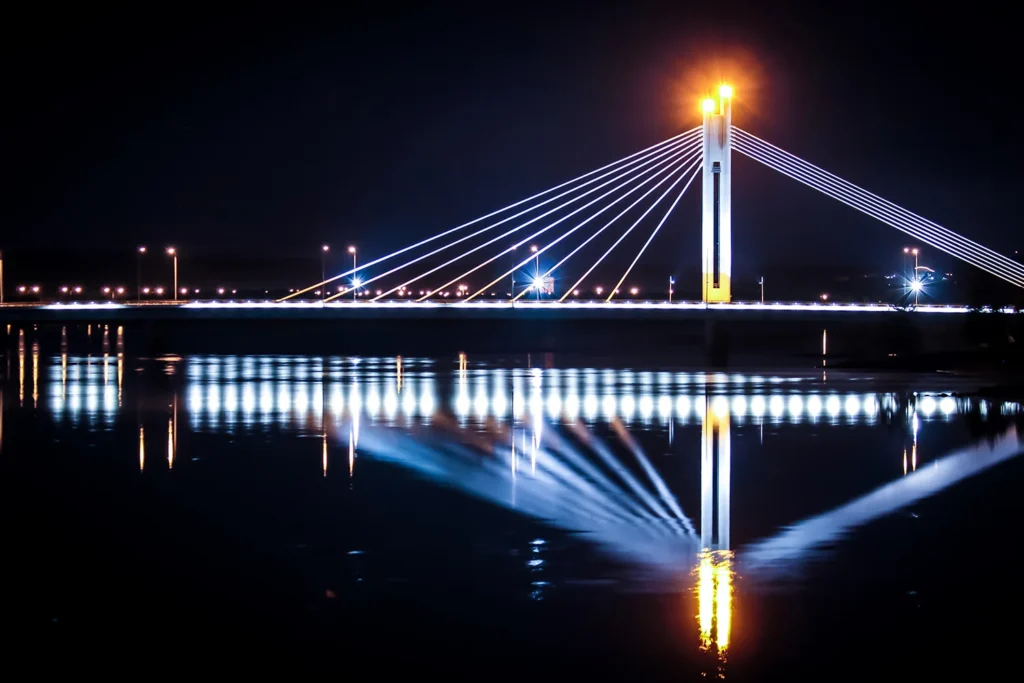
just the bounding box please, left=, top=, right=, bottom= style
left=701, top=86, right=733, bottom=303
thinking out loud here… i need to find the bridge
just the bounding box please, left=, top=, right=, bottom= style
left=1, top=84, right=1021, bottom=319
left=267, top=83, right=1021, bottom=307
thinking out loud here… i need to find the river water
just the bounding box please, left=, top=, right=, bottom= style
left=1, top=324, right=1022, bottom=677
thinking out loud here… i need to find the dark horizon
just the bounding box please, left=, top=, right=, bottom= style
left=2, top=2, right=1020, bottom=282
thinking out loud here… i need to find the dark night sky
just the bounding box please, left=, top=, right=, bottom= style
left=2, top=1, right=1019, bottom=284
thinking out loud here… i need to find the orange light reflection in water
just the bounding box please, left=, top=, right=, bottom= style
left=694, top=549, right=735, bottom=666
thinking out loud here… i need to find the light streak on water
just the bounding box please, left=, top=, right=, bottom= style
left=742, top=426, right=1023, bottom=574
left=359, top=421, right=699, bottom=583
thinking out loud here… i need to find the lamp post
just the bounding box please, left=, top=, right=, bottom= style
left=348, top=246, right=357, bottom=301
left=530, top=245, right=539, bottom=274
left=510, top=246, right=517, bottom=297
left=166, top=247, right=177, bottom=302
left=911, top=248, right=920, bottom=305
left=321, top=245, right=329, bottom=305
left=759, top=276, right=764, bottom=304
left=137, top=246, right=147, bottom=301
left=669, top=276, right=675, bottom=303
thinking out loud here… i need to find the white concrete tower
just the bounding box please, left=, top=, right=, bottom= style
left=701, top=85, right=733, bottom=303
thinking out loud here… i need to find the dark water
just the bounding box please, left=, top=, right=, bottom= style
left=2, top=324, right=1023, bottom=677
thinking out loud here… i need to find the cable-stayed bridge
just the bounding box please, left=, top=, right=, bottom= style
left=267, top=84, right=1022, bottom=310
left=3, top=84, right=1020, bottom=325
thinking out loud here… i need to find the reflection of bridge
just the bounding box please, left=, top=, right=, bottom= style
left=8, top=337, right=1024, bottom=665
left=40, top=352, right=989, bottom=432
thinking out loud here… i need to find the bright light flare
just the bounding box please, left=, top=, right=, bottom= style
left=702, top=98, right=716, bottom=113
left=719, top=84, right=733, bottom=99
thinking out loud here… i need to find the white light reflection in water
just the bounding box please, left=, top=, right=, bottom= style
left=743, top=426, right=1023, bottom=575
left=41, top=355, right=1018, bottom=436
left=360, top=419, right=700, bottom=584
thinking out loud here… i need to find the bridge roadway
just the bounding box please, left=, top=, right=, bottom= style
left=1, top=299, right=1016, bottom=358
left=0, top=299, right=1010, bottom=323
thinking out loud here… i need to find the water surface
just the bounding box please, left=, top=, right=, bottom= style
left=2, top=325, right=1022, bottom=677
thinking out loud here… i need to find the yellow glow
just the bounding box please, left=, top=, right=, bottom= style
left=349, top=430, right=355, bottom=477
left=32, top=341, right=39, bottom=408
left=702, top=98, right=716, bottom=114
left=715, top=559, right=733, bottom=651
left=694, top=550, right=735, bottom=655
left=703, top=273, right=731, bottom=303
left=139, top=426, right=145, bottom=472
left=719, top=84, right=733, bottom=99
left=167, top=418, right=175, bottom=469
left=322, top=433, right=328, bottom=477
left=697, top=553, right=714, bottom=648
left=18, top=331, right=24, bottom=406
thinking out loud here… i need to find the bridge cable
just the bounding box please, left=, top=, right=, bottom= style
left=732, top=130, right=1024, bottom=287
left=732, top=132, right=1024, bottom=284
left=409, top=138, right=704, bottom=302
left=733, top=134, right=1024, bottom=288
left=735, top=140, right=1024, bottom=288
left=733, top=127, right=1024, bottom=279
left=558, top=155, right=704, bottom=302
left=280, top=127, right=700, bottom=302
left=324, top=129, right=697, bottom=302
left=508, top=147, right=704, bottom=303
left=464, top=145, right=704, bottom=303
left=606, top=163, right=703, bottom=301
left=335, top=132, right=701, bottom=303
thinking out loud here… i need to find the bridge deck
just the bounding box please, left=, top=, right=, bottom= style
left=0, top=299, right=1013, bottom=323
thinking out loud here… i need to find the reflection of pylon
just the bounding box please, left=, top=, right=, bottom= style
left=701, top=401, right=731, bottom=550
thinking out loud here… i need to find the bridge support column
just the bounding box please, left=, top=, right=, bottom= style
left=701, top=399, right=731, bottom=550
left=702, top=87, right=733, bottom=303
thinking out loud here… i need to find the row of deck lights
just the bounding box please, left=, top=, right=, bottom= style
left=13, top=284, right=239, bottom=299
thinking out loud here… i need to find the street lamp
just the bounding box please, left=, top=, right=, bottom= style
left=166, top=247, right=178, bottom=302
left=348, top=246, right=357, bottom=301
left=904, top=247, right=921, bottom=305
left=321, top=245, right=329, bottom=305
left=759, top=276, right=764, bottom=304
left=911, top=248, right=921, bottom=305
left=530, top=245, right=539, bottom=274
left=668, top=276, right=675, bottom=303
left=137, top=246, right=147, bottom=301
